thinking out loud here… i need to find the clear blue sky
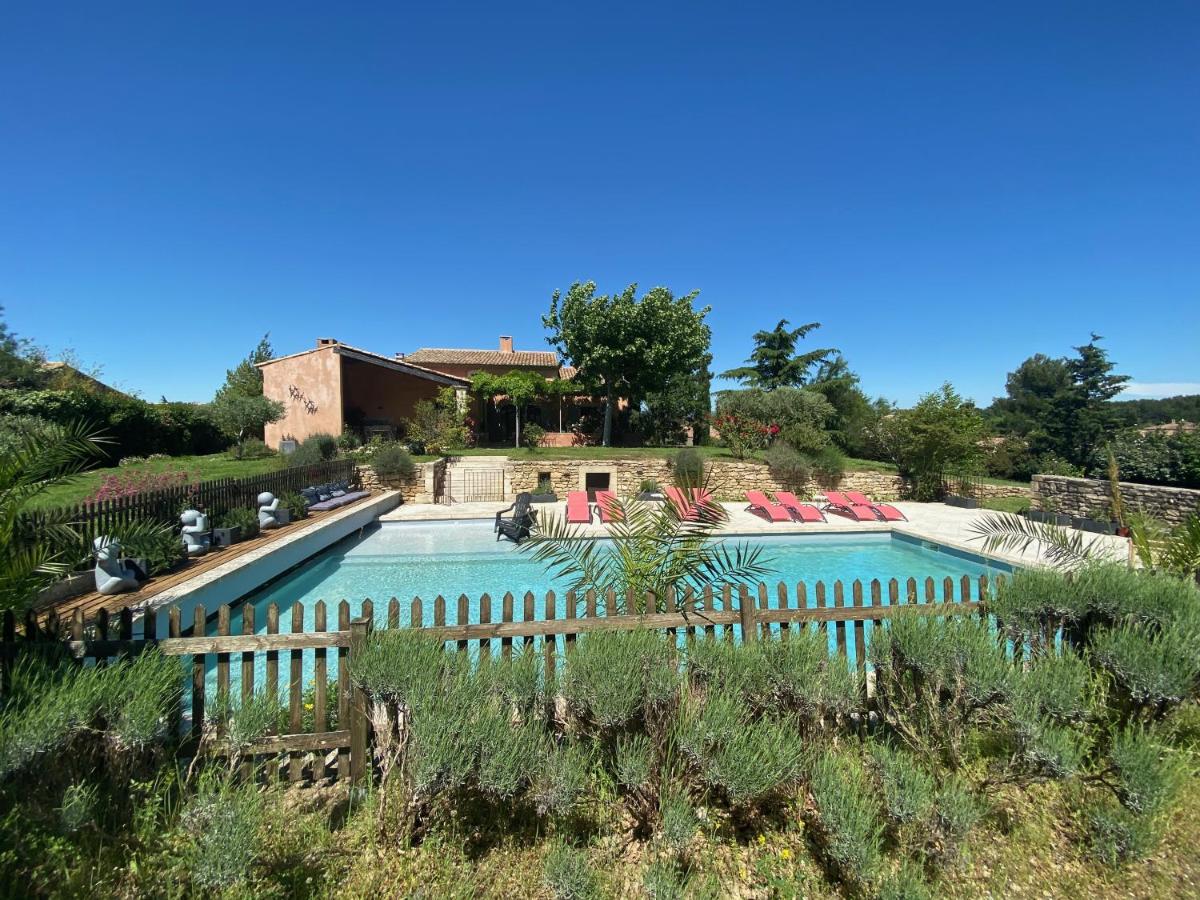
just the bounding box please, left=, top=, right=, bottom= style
left=2, top=2, right=1197, bottom=407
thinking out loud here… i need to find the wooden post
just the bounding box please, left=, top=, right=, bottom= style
left=738, top=584, right=758, bottom=642
left=348, top=616, right=371, bottom=784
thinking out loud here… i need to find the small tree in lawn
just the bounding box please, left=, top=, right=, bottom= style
left=209, top=393, right=285, bottom=445
left=209, top=334, right=284, bottom=446
left=544, top=282, right=711, bottom=447
left=873, top=383, right=986, bottom=500
left=471, top=370, right=548, bottom=449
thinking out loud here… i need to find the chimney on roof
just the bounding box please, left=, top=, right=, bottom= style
left=499, top=335, right=514, bottom=354
left=317, top=337, right=338, bottom=348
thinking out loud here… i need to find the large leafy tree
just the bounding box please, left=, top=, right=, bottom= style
left=808, top=354, right=879, bottom=456
left=721, top=319, right=835, bottom=390
left=987, top=336, right=1130, bottom=467
left=635, top=356, right=713, bottom=445
left=544, top=282, right=711, bottom=446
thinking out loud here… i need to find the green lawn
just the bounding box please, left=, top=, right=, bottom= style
left=30, top=453, right=287, bottom=510
left=982, top=495, right=1032, bottom=514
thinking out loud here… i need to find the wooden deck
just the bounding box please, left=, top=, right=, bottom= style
left=42, top=499, right=374, bottom=623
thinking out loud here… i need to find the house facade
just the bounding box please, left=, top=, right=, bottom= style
left=259, top=336, right=601, bottom=449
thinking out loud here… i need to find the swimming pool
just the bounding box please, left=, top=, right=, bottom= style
left=198, top=520, right=1010, bottom=706
left=234, top=519, right=1008, bottom=627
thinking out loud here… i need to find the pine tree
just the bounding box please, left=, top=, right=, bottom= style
left=721, top=320, right=835, bottom=390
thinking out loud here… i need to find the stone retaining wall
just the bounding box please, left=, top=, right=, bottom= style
left=507, top=457, right=909, bottom=501
left=358, top=458, right=445, bottom=504
left=1032, top=474, right=1200, bottom=526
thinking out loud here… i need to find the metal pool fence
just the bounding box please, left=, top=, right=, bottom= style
left=1, top=572, right=1002, bottom=786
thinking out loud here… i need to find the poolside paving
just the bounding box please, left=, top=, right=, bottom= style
left=382, top=498, right=1130, bottom=570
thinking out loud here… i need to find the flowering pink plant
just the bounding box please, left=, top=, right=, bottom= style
left=88, top=469, right=199, bottom=503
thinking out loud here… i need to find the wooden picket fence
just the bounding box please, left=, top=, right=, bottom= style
left=18, top=458, right=357, bottom=562
left=0, top=572, right=1001, bottom=786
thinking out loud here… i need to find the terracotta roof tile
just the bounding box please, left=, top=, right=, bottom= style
left=405, top=348, right=559, bottom=367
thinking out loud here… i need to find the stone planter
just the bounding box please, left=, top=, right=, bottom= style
left=945, top=494, right=978, bottom=509
left=276, top=507, right=292, bottom=525
left=213, top=526, right=242, bottom=548
left=1073, top=517, right=1117, bottom=535
left=530, top=493, right=558, bottom=504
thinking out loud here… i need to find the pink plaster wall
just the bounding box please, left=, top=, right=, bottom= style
left=262, top=347, right=344, bottom=447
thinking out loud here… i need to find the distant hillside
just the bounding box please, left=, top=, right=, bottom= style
left=1108, top=394, right=1200, bottom=427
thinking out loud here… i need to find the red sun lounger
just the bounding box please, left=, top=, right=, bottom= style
left=745, top=490, right=791, bottom=522
left=772, top=491, right=827, bottom=522
left=843, top=490, right=908, bottom=522
left=594, top=490, right=622, bottom=523
left=566, top=490, right=592, bottom=524
left=822, top=491, right=879, bottom=522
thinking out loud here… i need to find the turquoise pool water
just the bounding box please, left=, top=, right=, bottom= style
left=195, top=521, right=1010, bottom=708
left=237, top=520, right=1008, bottom=627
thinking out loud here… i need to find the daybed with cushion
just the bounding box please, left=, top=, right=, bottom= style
left=301, top=480, right=371, bottom=512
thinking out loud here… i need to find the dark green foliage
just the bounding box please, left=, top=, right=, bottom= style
left=290, top=432, right=339, bottom=466
left=542, top=841, right=602, bottom=900
left=720, top=319, right=835, bottom=390
left=672, top=447, right=705, bottom=488
left=0, top=389, right=229, bottom=463
left=807, top=749, right=885, bottom=883
left=370, top=442, right=416, bottom=480
left=561, top=630, right=679, bottom=731
left=228, top=436, right=275, bottom=460
left=1089, top=428, right=1200, bottom=488
left=521, top=422, right=547, bottom=450
left=279, top=490, right=309, bottom=519
left=764, top=441, right=813, bottom=490
left=108, top=518, right=185, bottom=576
left=218, top=506, right=259, bottom=540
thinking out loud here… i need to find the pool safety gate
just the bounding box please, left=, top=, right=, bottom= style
left=442, top=467, right=505, bottom=504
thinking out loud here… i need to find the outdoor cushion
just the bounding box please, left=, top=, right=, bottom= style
left=331, top=489, right=347, bottom=498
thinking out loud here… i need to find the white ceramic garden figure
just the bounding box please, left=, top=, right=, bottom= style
left=93, top=536, right=140, bottom=595
left=258, top=491, right=281, bottom=529
left=180, top=509, right=210, bottom=556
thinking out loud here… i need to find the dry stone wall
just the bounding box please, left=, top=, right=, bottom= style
left=506, top=457, right=920, bottom=501
left=1033, top=474, right=1200, bottom=526
left=358, top=458, right=445, bottom=504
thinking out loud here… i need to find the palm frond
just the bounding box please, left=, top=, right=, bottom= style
left=965, top=512, right=1103, bottom=567
left=520, top=483, right=778, bottom=613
